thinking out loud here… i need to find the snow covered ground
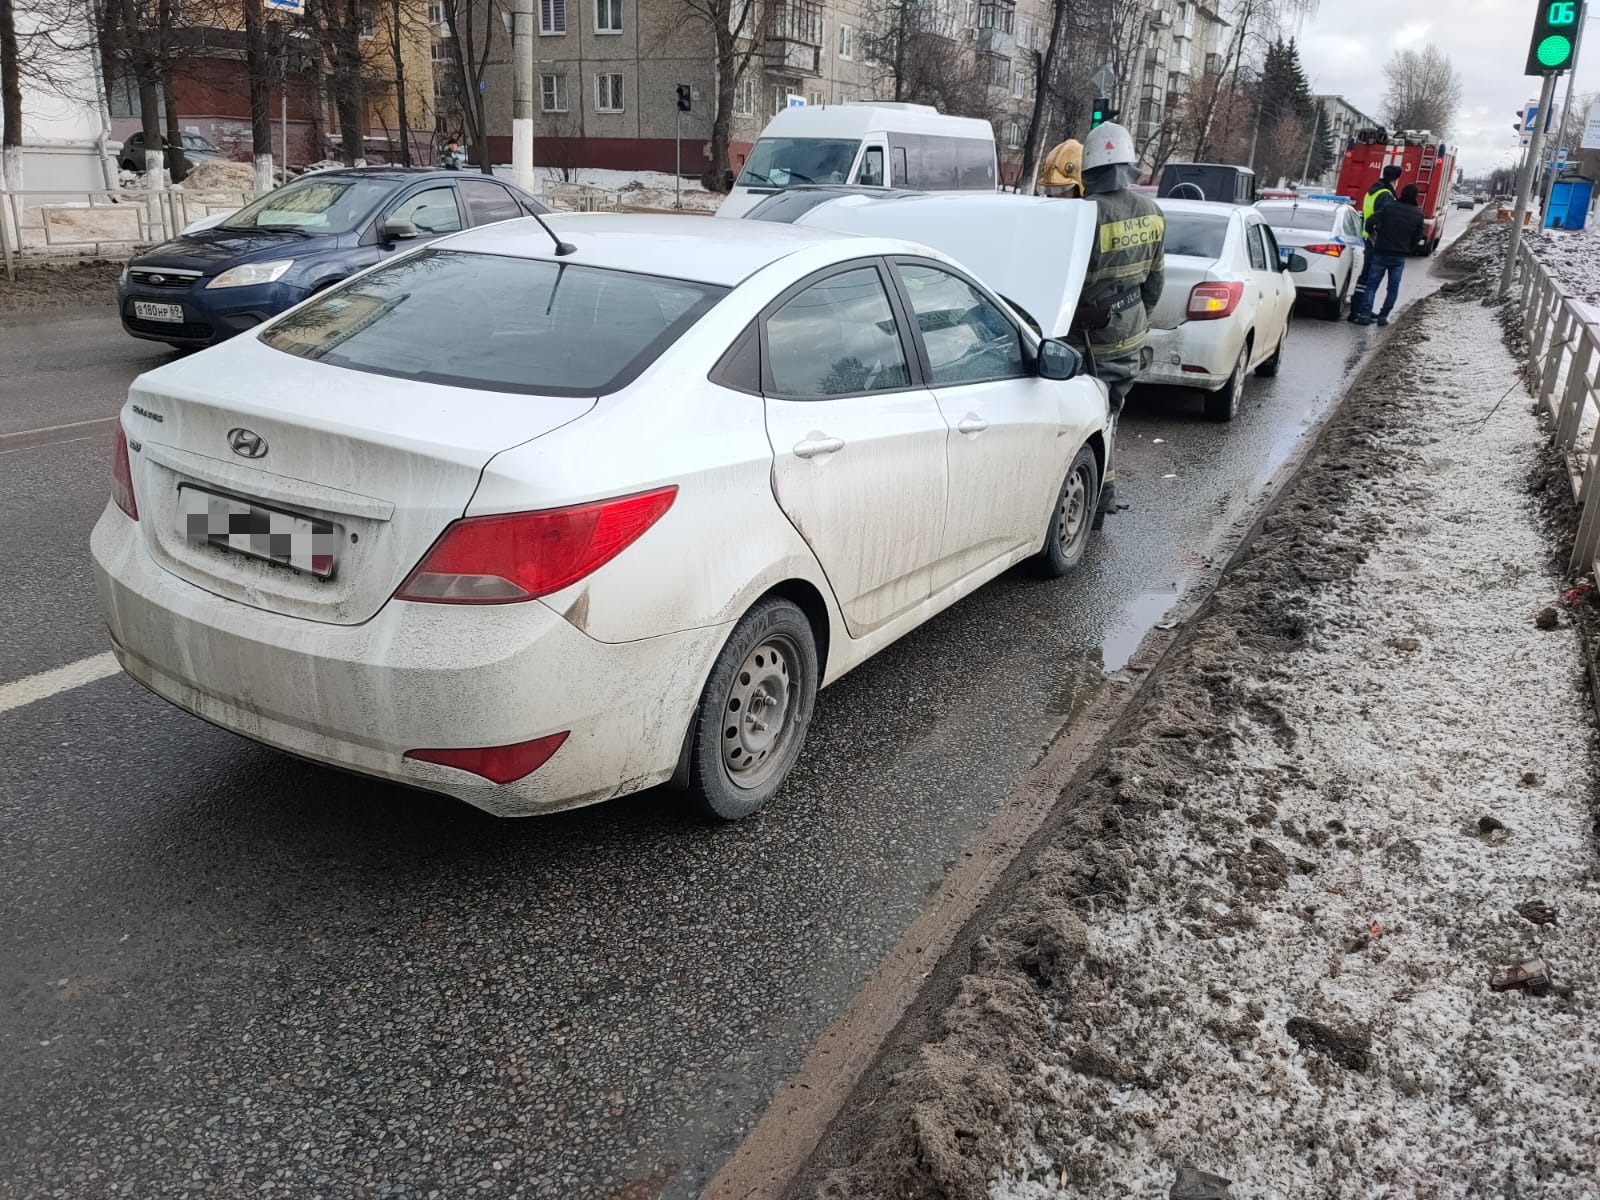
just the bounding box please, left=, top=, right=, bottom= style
left=1525, top=217, right=1599, bottom=316
left=494, top=166, right=721, bottom=213
left=816, top=250, right=1600, bottom=1199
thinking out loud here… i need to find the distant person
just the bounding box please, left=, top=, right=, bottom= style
left=1350, top=163, right=1402, bottom=321
left=441, top=139, right=467, bottom=170
left=1037, top=140, right=1083, bottom=198
left=1355, top=184, right=1427, bottom=326
left=1069, top=122, right=1164, bottom=524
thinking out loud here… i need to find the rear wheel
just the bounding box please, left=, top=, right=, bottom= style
left=685, top=598, right=819, bottom=821
left=1204, top=338, right=1250, bottom=423
left=1035, top=445, right=1099, bottom=577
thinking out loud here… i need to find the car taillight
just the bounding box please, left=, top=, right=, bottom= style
left=1303, top=243, right=1343, bottom=257
left=1186, top=281, right=1245, bottom=321
left=405, top=732, right=569, bottom=784
left=111, top=424, right=139, bottom=520
left=396, top=485, right=678, bottom=604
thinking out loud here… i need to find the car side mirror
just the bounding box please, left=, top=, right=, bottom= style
left=382, top=217, right=419, bottom=241
left=1285, top=251, right=1308, bottom=273
left=1037, top=338, right=1081, bottom=380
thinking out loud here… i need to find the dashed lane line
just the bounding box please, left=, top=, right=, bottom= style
left=0, top=653, right=120, bottom=716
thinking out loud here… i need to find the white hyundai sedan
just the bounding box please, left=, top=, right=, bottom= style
left=1139, top=199, right=1306, bottom=422
left=92, top=211, right=1109, bottom=820
left=1255, top=196, right=1367, bottom=321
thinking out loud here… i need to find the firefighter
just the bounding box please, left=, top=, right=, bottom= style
left=1069, top=122, right=1164, bottom=522
left=1037, top=139, right=1083, bottom=198
left=1349, top=163, right=1402, bottom=321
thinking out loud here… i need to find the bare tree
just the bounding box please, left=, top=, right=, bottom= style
left=660, top=0, right=765, bottom=193
left=1018, top=0, right=1076, bottom=190
left=436, top=0, right=496, bottom=171
left=1, top=0, right=21, bottom=192
left=1380, top=44, right=1462, bottom=136
left=861, top=0, right=987, bottom=117
left=1188, top=0, right=1316, bottom=160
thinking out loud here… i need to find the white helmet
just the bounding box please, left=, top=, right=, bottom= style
left=1083, top=122, right=1136, bottom=171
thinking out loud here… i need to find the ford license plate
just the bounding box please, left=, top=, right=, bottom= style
left=133, top=300, right=184, bottom=323
left=179, top=486, right=339, bottom=578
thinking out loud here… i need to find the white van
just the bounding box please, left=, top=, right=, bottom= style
left=715, top=102, right=998, bottom=218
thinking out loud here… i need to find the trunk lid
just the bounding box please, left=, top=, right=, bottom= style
left=123, top=335, right=594, bottom=625
left=1149, top=254, right=1222, bottom=330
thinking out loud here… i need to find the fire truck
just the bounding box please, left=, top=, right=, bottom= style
left=1334, top=129, right=1458, bottom=255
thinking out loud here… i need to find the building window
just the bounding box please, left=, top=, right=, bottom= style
left=1007, top=122, right=1021, bottom=149
left=839, top=22, right=854, bottom=59
left=1012, top=70, right=1024, bottom=100
left=735, top=76, right=755, bottom=117
left=985, top=55, right=1009, bottom=87
left=595, top=72, right=623, bottom=112
left=595, top=0, right=621, bottom=33
left=809, top=90, right=824, bottom=106
left=359, top=6, right=376, bottom=38
left=977, top=1, right=1014, bottom=33
left=541, top=73, right=568, bottom=112
left=540, top=0, right=566, bottom=35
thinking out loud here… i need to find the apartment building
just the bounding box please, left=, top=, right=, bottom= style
left=1313, top=93, right=1379, bottom=183
left=1126, top=1, right=1228, bottom=167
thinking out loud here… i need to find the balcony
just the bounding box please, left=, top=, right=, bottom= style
left=765, top=0, right=822, bottom=75
left=975, top=25, right=1014, bottom=54
left=974, top=1, right=1015, bottom=55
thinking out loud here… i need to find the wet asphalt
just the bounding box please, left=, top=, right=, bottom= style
left=0, top=233, right=1464, bottom=1200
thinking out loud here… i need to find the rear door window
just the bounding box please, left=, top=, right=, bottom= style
left=763, top=266, right=912, bottom=399
left=260, top=250, right=727, bottom=396
left=1246, top=223, right=1269, bottom=270
left=459, top=179, right=526, bottom=226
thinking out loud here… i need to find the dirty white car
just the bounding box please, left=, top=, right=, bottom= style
left=1256, top=196, right=1366, bottom=321
left=1140, top=198, right=1306, bottom=422
left=92, top=210, right=1108, bottom=820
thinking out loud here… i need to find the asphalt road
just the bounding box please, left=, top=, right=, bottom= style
left=0, top=229, right=1466, bottom=1200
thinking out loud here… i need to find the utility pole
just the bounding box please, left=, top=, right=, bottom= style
left=1500, top=72, right=1558, bottom=297
left=510, top=0, right=534, bottom=193
left=1301, top=104, right=1320, bottom=185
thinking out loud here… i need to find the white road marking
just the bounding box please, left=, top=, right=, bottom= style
left=0, top=653, right=121, bottom=716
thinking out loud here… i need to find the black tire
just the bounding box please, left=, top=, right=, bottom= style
left=1035, top=445, right=1099, bottom=577
left=1205, top=338, right=1250, bottom=423
left=685, top=597, right=819, bottom=821
left=1255, top=319, right=1288, bottom=377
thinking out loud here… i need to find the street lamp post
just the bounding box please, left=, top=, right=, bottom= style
left=511, top=0, right=535, bottom=192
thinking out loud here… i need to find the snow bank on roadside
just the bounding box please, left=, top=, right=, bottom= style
left=984, top=293, right=1600, bottom=1199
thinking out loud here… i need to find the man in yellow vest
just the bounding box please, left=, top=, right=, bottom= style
left=1350, top=164, right=1402, bottom=321
left=1070, top=123, right=1164, bottom=523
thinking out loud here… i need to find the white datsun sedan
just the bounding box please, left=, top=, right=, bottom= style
left=92, top=208, right=1109, bottom=820
left=1140, top=198, right=1306, bottom=422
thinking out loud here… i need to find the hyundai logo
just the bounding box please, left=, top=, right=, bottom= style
left=228, top=427, right=268, bottom=459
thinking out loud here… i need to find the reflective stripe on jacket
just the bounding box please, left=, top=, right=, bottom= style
left=1074, top=189, right=1166, bottom=356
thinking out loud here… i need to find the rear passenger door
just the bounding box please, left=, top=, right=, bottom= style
left=890, top=258, right=1062, bottom=586
left=761, top=261, right=948, bottom=637
left=1243, top=219, right=1287, bottom=363
left=458, top=178, right=528, bottom=228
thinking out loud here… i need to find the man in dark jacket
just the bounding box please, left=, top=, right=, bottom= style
left=1355, top=184, right=1427, bottom=326
left=1349, top=164, right=1403, bottom=321
left=1070, top=121, right=1165, bottom=520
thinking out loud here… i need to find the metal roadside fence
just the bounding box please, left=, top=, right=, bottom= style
left=1513, top=238, right=1600, bottom=575
left=0, top=186, right=258, bottom=281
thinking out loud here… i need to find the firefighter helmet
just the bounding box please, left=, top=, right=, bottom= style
left=1039, top=140, right=1083, bottom=191
left=1083, top=122, right=1136, bottom=171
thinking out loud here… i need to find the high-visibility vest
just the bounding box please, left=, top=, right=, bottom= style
left=1363, top=183, right=1395, bottom=228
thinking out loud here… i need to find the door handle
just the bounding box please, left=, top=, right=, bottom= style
left=956, top=415, right=988, bottom=435
left=793, top=435, right=844, bottom=459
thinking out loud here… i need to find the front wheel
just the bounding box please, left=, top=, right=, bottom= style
left=1035, top=445, right=1100, bottom=577
left=684, top=598, right=819, bottom=821
left=1204, top=338, right=1250, bottom=423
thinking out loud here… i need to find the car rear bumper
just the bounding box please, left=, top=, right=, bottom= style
left=91, top=504, right=729, bottom=816
left=1291, top=261, right=1343, bottom=296
left=1139, top=324, right=1238, bottom=390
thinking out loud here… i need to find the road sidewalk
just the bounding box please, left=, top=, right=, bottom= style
left=800, top=252, right=1600, bottom=1197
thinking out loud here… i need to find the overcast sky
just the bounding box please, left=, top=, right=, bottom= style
left=1289, top=0, right=1600, bottom=175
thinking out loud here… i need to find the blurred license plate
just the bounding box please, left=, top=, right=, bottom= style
left=133, top=300, right=184, bottom=322
left=180, top=487, right=339, bottom=578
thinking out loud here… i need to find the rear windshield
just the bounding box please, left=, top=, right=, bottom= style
left=260, top=250, right=728, bottom=396
left=1161, top=211, right=1230, bottom=259
left=1257, top=203, right=1338, bottom=231
left=222, top=176, right=394, bottom=233
left=738, top=138, right=861, bottom=188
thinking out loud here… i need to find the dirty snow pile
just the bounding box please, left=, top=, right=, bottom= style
left=1528, top=221, right=1600, bottom=316
left=818, top=287, right=1600, bottom=1199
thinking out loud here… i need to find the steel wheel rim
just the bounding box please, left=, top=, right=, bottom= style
left=1057, top=463, right=1091, bottom=556
left=721, top=633, right=801, bottom=789
left=1232, top=343, right=1248, bottom=404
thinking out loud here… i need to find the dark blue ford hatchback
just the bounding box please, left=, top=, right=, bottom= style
left=118, top=168, right=548, bottom=348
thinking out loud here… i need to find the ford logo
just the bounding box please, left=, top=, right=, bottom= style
left=147, top=273, right=166, bottom=284
left=228, top=427, right=268, bottom=459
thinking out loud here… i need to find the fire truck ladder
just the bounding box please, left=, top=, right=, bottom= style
left=1417, top=149, right=1436, bottom=189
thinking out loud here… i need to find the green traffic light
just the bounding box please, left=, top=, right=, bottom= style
left=1537, top=33, right=1573, bottom=67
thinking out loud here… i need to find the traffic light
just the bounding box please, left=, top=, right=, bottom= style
left=1526, top=0, right=1584, bottom=75
left=676, top=84, right=692, bottom=113
left=1090, top=97, right=1117, bottom=127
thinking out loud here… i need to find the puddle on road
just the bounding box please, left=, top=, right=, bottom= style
left=1099, top=583, right=1181, bottom=672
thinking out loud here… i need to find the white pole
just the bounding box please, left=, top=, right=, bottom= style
left=1501, top=71, right=1560, bottom=296
left=511, top=0, right=535, bottom=191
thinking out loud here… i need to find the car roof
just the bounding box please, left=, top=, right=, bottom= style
left=436, top=212, right=853, bottom=286
left=1157, top=198, right=1251, bottom=219
left=755, top=103, right=995, bottom=141
left=1255, top=197, right=1347, bottom=210
left=298, top=167, right=504, bottom=185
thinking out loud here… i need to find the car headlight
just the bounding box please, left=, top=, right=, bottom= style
left=119, top=263, right=129, bottom=284
left=207, top=260, right=294, bottom=289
